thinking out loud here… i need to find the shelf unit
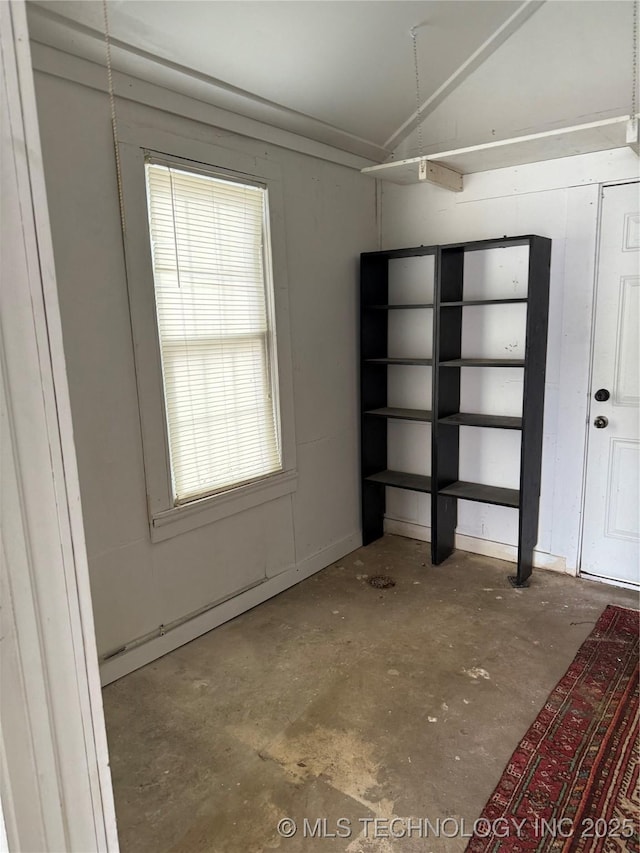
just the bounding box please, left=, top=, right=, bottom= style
left=360, top=235, right=551, bottom=587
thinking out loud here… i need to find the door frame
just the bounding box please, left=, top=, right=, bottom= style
left=578, top=177, right=640, bottom=587
left=1, top=1, right=118, bottom=848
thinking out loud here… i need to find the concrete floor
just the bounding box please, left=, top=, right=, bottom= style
left=103, top=535, right=638, bottom=853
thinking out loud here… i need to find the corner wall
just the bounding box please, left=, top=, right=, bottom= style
left=32, top=61, right=377, bottom=682
left=379, top=149, right=639, bottom=573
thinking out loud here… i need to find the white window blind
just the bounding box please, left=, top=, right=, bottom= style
left=145, top=161, right=282, bottom=504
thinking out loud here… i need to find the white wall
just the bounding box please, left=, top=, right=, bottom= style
left=32, top=64, right=377, bottom=681
left=380, top=148, right=639, bottom=573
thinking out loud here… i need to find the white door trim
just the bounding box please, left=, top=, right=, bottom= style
left=0, top=1, right=118, bottom=849
left=576, top=183, right=605, bottom=577
left=578, top=177, right=640, bottom=582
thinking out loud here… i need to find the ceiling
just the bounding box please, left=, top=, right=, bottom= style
left=28, top=1, right=635, bottom=164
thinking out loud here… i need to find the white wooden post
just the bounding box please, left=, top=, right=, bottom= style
left=0, top=2, right=118, bottom=849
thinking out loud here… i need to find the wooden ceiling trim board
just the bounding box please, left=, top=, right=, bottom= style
left=363, top=114, right=639, bottom=187
left=384, top=0, right=546, bottom=154
left=27, top=3, right=390, bottom=163
left=30, top=42, right=377, bottom=172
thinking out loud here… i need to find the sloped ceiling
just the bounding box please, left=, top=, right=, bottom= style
left=27, top=0, right=635, bottom=163
left=396, top=0, right=637, bottom=160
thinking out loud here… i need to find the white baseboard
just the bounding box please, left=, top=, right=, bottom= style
left=384, top=518, right=571, bottom=575
left=99, top=531, right=362, bottom=685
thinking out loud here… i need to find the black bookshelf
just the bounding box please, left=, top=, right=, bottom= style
left=360, top=235, right=551, bottom=587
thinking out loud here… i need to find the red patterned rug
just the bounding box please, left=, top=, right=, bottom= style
left=465, top=604, right=639, bottom=853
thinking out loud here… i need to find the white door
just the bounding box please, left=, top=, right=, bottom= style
left=581, top=181, right=639, bottom=586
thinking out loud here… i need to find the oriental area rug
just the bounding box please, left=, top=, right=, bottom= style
left=465, top=604, right=639, bottom=853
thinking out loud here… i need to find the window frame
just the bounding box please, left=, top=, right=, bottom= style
left=118, top=126, right=297, bottom=542
left=144, top=156, right=284, bottom=504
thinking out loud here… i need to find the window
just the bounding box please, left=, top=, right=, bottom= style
left=144, top=160, right=282, bottom=505
left=118, top=133, right=296, bottom=541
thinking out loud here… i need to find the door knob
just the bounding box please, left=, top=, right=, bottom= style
left=593, top=416, right=608, bottom=429
left=594, top=388, right=610, bottom=402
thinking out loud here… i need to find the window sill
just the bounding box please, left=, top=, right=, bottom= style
left=149, top=469, right=297, bottom=543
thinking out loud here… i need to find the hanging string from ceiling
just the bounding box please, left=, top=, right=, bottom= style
left=102, top=0, right=127, bottom=233
left=628, top=0, right=639, bottom=151
left=632, top=1, right=637, bottom=119
left=409, top=23, right=430, bottom=181
left=410, top=25, right=425, bottom=161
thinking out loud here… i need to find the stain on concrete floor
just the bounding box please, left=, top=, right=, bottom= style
left=102, top=535, right=638, bottom=853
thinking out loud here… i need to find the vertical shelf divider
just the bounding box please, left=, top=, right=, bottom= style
left=432, top=247, right=464, bottom=565
left=511, top=236, right=552, bottom=586
left=360, top=254, right=389, bottom=544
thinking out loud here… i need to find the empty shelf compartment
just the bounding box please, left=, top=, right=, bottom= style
left=369, top=303, right=434, bottom=310
left=439, top=480, right=519, bottom=508
left=365, top=407, right=432, bottom=422
left=440, top=298, right=528, bottom=307
left=365, top=470, right=432, bottom=493
left=365, top=357, right=433, bottom=366
left=440, top=358, right=524, bottom=368
left=438, top=412, right=522, bottom=430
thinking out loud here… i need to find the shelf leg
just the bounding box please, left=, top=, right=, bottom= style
left=507, top=573, right=530, bottom=588
left=431, top=495, right=457, bottom=564
left=509, top=535, right=535, bottom=587
left=362, top=481, right=385, bottom=545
